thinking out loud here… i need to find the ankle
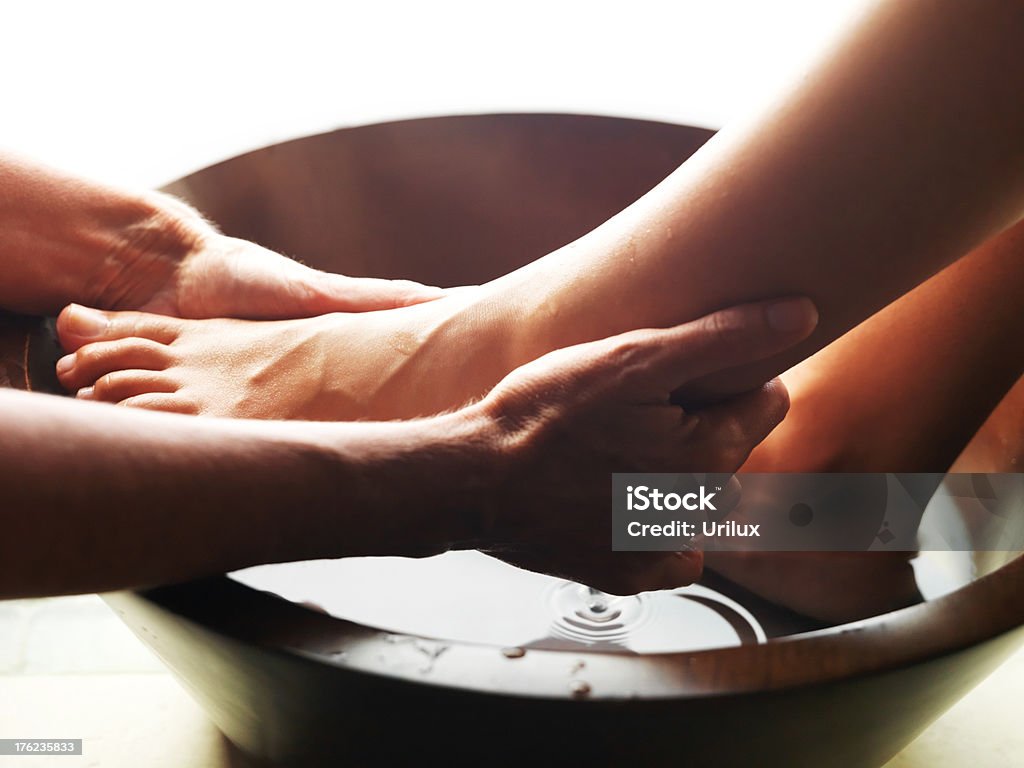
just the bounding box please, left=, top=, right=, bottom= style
left=437, top=288, right=528, bottom=400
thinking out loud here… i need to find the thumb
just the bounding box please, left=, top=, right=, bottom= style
left=645, top=297, right=818, bottom=390
left=308, top=273, right=446, bottom=312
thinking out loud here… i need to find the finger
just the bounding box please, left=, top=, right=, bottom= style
left=640, top=297, right=818, bottom=390
left=57, top=304, right=183, bottom=352
left=56, top=338, right=172, bottom=392
left=686, top=379, right=791, bottom=471
left=311, top=274, right=446, bottom=312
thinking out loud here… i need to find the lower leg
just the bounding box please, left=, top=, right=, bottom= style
left=703, top=220, right=1024, bottom=622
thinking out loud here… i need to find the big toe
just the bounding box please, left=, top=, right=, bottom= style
left=57, top=304, right=183, bottom=352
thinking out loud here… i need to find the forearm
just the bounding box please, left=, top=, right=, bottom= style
left=746, top=219, right=1024, bottom=473
left=488, top=0, right=1024, bottom=400
left=0, top=390, right=486, bottom=598
left=0, top=152, right=203, bottom=316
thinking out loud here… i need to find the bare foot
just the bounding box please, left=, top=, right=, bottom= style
left=56, top=291, right=820, bottom=421
left=55, top=294, right=512, bottom=420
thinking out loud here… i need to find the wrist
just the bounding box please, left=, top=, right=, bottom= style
left=393, top=406, right=508, bottom=554
left=431, top=404, right=510, bottom=549
left=297, top=406, right=507, bottom=560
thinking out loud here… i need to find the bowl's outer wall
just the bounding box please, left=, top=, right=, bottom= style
left=106, top=585, right=1024, bottom=768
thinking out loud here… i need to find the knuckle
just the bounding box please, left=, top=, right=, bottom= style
left=702, top=308, right=749, bottom=345
left=608, top=333, right=656, bottom=382
left=482, top=387, right=546, bottom=455
left=110, top=315, right=137, bottom=335
left=484, top=377, right=534, bottom=423
left=610, top=337, right=645, bottom=367
left=75, top=345, right=102, bottom=368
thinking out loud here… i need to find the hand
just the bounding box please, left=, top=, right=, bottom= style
left=465, top=297, right=818, bottom=595
left=100, top=193, right=445, bottom=319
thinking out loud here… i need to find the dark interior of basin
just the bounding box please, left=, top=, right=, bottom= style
left=164, top=114, right=713, bottom=285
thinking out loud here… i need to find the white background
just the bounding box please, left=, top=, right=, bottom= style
left=3, top=0, right=865, bottom=188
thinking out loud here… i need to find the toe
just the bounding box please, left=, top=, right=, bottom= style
left=116, top=394, right=199, bottom=415
left=57, top=304, right=183, bottom=352
left=91, top=370, right=179, bottom=403
left=57, top=338, right=172, bottom=392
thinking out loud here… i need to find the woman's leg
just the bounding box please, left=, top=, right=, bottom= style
left=745, top=218, right=1024, bottom=475
left=56, top=0, right=1024, bottom=419
left=704, top=220, right=1024, bottom=623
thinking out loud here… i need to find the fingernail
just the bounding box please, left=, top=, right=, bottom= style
left=68, top=305, right=109, bottom=337
left=77, top=386, right=95, bottom=400
left=766, top=297, right=818, bottom=333
left=56, top=354, right=75, bottom=375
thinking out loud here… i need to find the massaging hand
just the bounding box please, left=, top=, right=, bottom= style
left=467, top=297, right=818, bottom=595
left=122, top=194, right=444, bottom=320
left=0, top=150, right=442, bottom=320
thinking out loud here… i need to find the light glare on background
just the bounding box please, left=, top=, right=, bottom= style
left=4, top=0, right=865, bottom=187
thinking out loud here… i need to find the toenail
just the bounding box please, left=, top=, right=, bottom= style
left=56, top=354, right=75, bottom=375
left=68, top=305, right=109, bottom=337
